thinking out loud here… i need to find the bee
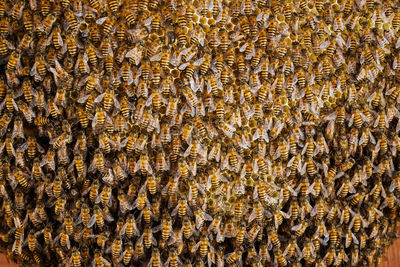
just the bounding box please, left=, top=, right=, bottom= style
left=133, top=153, right=152, bottom=175
left=74, top=106, right=90, bottom=128
left=92, top=250, right=108, bottom=266
left=301, top=133, right=315, bottom=159
left=301, top=238, right=316, bottom=264
left=0, top=16, right=9, bottom=36
left=16, top=33, right=33, bottom=54
left=37, top=223, right=52, bottom=248
left=63, top=8, right=78, bottom=32
left=10, top=0, right=25, bottom=20
left=13, top=189, right=25, bottom=212
left=310, top=197, right=325, bottom=220
left=110, top=237, right=122, bottom=261
left=99, top=184, right=112, bottom=207
left=190, top=232, right=210, bottom=258
left=93, top=204, right=108, bottom=229
left=140, top=224, right=155, bottom=249
left=17, top=102, right=34, bottom=124
left=292, top=221, right=308, bottom=237
left=32, top=54, right=47, bottom=78
left=7, top=50, right=21, bottom=71
left=79, top=203, right=94, bottom=228
left=117, top=96, right=133, bottom=119
left=282, top=236, right=299, bottom=259
left=44, top=98, right=59, bottom=119
left=144, top=248, right=160, bottom=267
left=225, top=247, right=243, bottom=265
left=41, top=12, right=57, bottom=35
left=91, top=106, right=109, bottom=131
left=273, top=248, right=287, bottom=266
left=172, top=197, right=190, bottom=218
left=0, top=78, right=6, bottom=104
left=119, top=214, right=138, bottom=239
left=265, top=225, right=281, bottom=250
left=54, top=196, right=67, bottom=216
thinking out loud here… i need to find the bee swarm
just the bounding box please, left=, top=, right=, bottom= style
left=0, top=0, right=400, bottom=266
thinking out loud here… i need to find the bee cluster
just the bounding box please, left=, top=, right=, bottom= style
left=1, top=0, right=400, bottom=266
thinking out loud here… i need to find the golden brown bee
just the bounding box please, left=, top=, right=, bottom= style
left=54, top=196, right=67, bottom=216
left=273, top=247, right=287, bottom=266
left=140, top=224, right=154, bottom=249
left=0, top=16, right=9, bottom=36
left=7, top=50, right=21, bottom=71
left=0, top=35, right=10, bottom=56
left=266, top=225, right=281, bottom=249
left=62, top=8, right=78, bottom=32
left=110, top=237, right=122, bottom=261
left=17, top=32, right=33, bottom=52
left=390, top=8, right=400, bottom=30
left=42, top=223, right=53, bottom=246
left=10, top=0, right=24, bottom=20
left=225, top=246, right=243, bottom=264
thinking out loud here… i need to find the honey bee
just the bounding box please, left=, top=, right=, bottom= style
left=291, top=221, right=308, bottom=237
left=10, top=0, right=25, bottom=20
left=171, top=197, right=190, bottom=218
left=271, top=247, right=287, bottom=266
left=109, top=237, right=123, bottom=262
left=145, top=247, right=161, bottom=267
left=54, top=195, right=67, bottom=216
left=141, top=224, right=156, bottom=249
left=0, top=16, right=9, bottom=36
left=283, top=236, right=300, bottom=259
left=7, top=50, right=21, bottom=71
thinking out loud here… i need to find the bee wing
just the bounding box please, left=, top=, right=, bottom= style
left=290, top=223, right=303, bottom=231
left=183, top=143, right=192, bottom=158
left=320, top=182, right=329, bottom=198
left=88, top=157, right=98, bottom=173
left=86, top=215, right=96, bottom=228
left=221, top=154, right=229, bottom=170
left=310, top=204, right=318, bottom=217
left=29, top=62, right=38, bottom=77
left=188, top=161, right=197, bottom=176
left=280, top=210, right=290, bottom=219
left=273, top=146, right=282, bottom=160
left=390, top=180, right=398, bottom=192
left=307, top=182, right=316, bottom=195
left=149, top=51, right=164, bottom=63
left=17, top=142, right=28, bottom=152
left=143, top=160, right=153, bottom=174
left=143, top=15, right=153, bottom=28
left=171, top=205, right=179, bottom=217
left=339, top=209, right=347, bottom=225
left=91, top=112, right=100, bottom=129
left=336, top=183, right=346, bottom=196
left=96, top=16, right=108, bottom=25
left=385, top=87, right=396, bottom=96
left=239, top=42, right=248, bottom=52
left=169, top=51, right=181, bottom=67
left=95, top=92, right=106, bottom=103
left=178, top=62, right=189, bottom=70
left=187, top=240, right=201, bottom=254
left=248, top=209, right=257, bottom=223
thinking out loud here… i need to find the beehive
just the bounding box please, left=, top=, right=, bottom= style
left=0, top=0, right=399, bottom=266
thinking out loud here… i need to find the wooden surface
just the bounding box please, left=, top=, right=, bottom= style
left=0, top=240, right=400, bottom=266
left=380, top=236, right=400, bottom=267
left=0, top=254, right=18, bottom=267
